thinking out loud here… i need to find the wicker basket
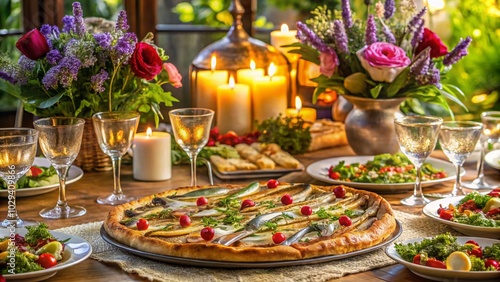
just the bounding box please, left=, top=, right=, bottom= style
left=74, top=118, right=112, bottom=171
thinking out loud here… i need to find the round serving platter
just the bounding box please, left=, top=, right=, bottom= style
left=100, top=220, right=402, bottom=268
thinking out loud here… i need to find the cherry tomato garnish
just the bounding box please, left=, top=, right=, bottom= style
left=339, top=215, right=352, bottom=226
left=439, top=209, right=454, bottom=220
left=200, top=227, right=215, bottom=241
left=281, top=194, right=293, bottom=205
left=29, top=166, right=43, bottom=178
left=333, top=186, right=346, bottom=198
left=136, top=218, right=149, bottom=231
left=465, top=240, right=479, bottom=247
left=488, top=191, right=500, bottom=197
left=196, top=197, right=208, bottom=206
left=328, top=171, right=341, bottom=180
left=267, top=179, right=279, bottom=189
left=425, top=258, right=446, bottom=269
left=36, top=253, right=57, bottom=269
left=485, top=259, right=500, bottom=270
left=301, top=206, right=312, bottom=216
left=241, top=199, right=255, bottom=210
left=272, top=232, right=286, bottom=244
left=179, top=214, right=192, bottom=227
left=413, top=254, right=422, bottom=265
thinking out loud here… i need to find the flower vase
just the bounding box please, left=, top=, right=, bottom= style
left=342, top=95, right=406, bottom=155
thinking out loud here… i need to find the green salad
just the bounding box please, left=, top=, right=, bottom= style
left=327, top=153, right=447, bottom=183
left=0, top=166, right=58, bottom=189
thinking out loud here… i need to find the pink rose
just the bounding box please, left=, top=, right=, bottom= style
left=319, top=51, right=339, bottom=78
left=356, top=43, right=411, bottom=83
left=163, top=63, right=182, bottom=88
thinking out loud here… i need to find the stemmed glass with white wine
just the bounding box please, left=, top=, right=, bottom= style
left=169, top=108, right=214, bottom=187
left=0, top=128, right=38, bottom=227
left=394, top=116, right=443, bottom=206
left=34, top=117, right=86, bottom=219
left=439, top=121, right=483, bottom=197
left=92, top=112, right=140, bottom=205
left=462, top=111, right=500, bottom=191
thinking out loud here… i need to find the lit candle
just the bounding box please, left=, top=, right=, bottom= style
left=252, top=63, right=288, bottom=124
left=286, top=96, right=317, bottom=123
left=236, top=59, right=265, bottom=87
left=217, top=76, right=251, bottom=135
left=270, top=24, right=298, bottom=62
left=132, top=127, right=172, bottom=181
left=195, top=55, right=228, bottom=111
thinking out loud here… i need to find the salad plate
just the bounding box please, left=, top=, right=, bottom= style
left=422, top=196, right=500, bottom=239
left=0, top=157, right=84, bottom=198
left=306, top=156, right=458, bottom=192
left=0, top=229, right=92, bottom=281
left=485, top=150, right=500, bottom=170
left=386, top=236, right=500, bottom=281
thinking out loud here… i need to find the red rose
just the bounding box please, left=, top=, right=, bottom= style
left=129, top=42, right=162, bottom=80
left=416, top=28, right=448, bottom=58
left=15, top=28, right=49, bottom=60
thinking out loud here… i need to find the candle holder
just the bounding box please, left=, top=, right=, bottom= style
left=189, top=0, right=291, bottom=120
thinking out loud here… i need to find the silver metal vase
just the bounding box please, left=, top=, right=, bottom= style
left=342, top=95, right=406, bottom=155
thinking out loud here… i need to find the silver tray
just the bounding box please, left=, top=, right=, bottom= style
left=100, top=220, right=402, bottom=268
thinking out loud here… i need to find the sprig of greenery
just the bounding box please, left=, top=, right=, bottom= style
left=256, top=114, right=311, bottom=154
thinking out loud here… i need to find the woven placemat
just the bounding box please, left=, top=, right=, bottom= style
left=55, top=211, right=459, bottom=282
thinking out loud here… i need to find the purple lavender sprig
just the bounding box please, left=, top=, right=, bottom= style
left=333, top=20, right=349, bottom=54
left=411, top=49, right=430, bottom=78
left=72, top=2, right=86, bottom=36
left=411, top=19, right=424, bottom=48
left=62, top=15, right=75, bottom=33
left=408, top=7, right=427, bottom=30
left=296, top=21, right=332, bottom=53
left=116, top=10, right=130, bottom=32
left=383, top=26, right=396, bottom=44
left=46, top=50, right=62, bottom=65
left=384, top=0, right=395, bottom=19
left=94, top=33, right=112, bottom=49
left=443, top=37, right=472, bottom=66
left=90, top=69, right=109, bottom=93
left=365, top=15, right=377, bottom=45
left=341, top=0, right=353, bottom=29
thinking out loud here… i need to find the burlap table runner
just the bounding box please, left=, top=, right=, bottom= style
left=55, top=211, right=459, bottom=282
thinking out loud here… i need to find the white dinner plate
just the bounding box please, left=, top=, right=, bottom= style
left=485, top=150, right=500, bottom=170
left=423, top=196, right=500, bottom=239
left=0, top=228, right=92, bottom=281
left=306, top=156, right=459, bottom=192
left=386, top=236, right=500, bottom=281
left=0, top=157, right=84, bottom=197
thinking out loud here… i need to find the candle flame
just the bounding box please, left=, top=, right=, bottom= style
left=280, top=24, right=289, bottom=33
left=250, top=59, right=256, bottom=70
left=295, top=96, right=302, bottom=112
left=146, top=127, right=152, bottom=137
left=211, top=55, right=216, bottom=71
left=229, top=76, right=235, bottom=88
left=268, top=62, right=276, bottom=79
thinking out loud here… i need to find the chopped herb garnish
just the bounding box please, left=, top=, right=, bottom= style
left=202, top=217, right=219, bottom=227
left=258, top=200, right=276, bottom=209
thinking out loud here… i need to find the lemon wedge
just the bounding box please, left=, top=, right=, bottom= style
left=446, top=251, right=472, bottom=271
left=483, top=198, right=500, bottom=213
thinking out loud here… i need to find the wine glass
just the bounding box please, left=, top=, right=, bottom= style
left=394, top=116, right=443, bottom=206
left=92, top=111, right=140, bottom=205
left=462, top=111, right=500, bottom=191
left=169, top=108, right=214, bottom=187
left=0, top=128, right=38, bottom=227
left=439, top=121, right=483, bottom=197
left=34, top=117, right=86, bottom=219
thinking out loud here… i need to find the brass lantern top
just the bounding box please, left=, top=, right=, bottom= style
left=191, top=0, right=288, bottom=71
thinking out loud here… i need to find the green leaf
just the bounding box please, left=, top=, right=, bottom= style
left=386, top=68, right=410, bottom=97
left=38, top=93, right=63, bottom=109
left=370, top=84, right=383, bottom=98
left=286, top=43, right=320, bottom=65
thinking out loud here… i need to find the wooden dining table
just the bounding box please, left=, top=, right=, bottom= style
left=3, top=145, right=499, bottom=281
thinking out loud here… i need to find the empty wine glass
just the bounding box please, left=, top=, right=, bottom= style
left=169, top=108, right=214, bottom=187
left=462, top=111, right=500, bottom=190
left=34, top=117, right=86, bottom=219
left=0, top=128, right=38, bottom=227
left=439, top=121, right=483, bottom=197
left=394, top=116, right=443, bottom=206
left=93, top=111, right=140, bottom=205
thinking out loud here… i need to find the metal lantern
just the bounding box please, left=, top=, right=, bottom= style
left=189, top=0, right=291, bottom=130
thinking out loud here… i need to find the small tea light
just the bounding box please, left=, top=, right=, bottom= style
left=132, top=127, right=171, bottom=181
left=286, top=96, right=317, bottom=123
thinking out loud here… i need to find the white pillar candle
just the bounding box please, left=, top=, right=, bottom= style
left=270, top=24, right=298, bottom=63
left=195, top=55, right=228, bottom=112
left=252, top=63, right=288, bottom=124
left=132, top=128, right=171, bottom=181
left=217, top=76, right=252, bottom=135
left=236, top=59, right=265, bottom=87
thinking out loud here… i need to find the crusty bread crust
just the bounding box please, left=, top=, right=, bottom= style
left=104, top=184, right=396, bottom=262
